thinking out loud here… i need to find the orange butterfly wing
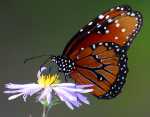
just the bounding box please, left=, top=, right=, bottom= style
left=70, top=42, right=128, bottom=98
left=63, top=5, right=142, bottom=60
left=61, top=5, right=143, bottom=99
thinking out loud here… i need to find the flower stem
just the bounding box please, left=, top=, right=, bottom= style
left=42, top=105, right=48, bottom=117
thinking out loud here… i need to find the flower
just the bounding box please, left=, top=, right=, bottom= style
left=4, top=67, right=93, bottom=110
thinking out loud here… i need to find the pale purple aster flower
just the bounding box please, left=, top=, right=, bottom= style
left=4, top=67, right=93, bottom=110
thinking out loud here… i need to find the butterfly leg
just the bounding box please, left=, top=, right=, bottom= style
left=64, top=73, right=69, bottom=82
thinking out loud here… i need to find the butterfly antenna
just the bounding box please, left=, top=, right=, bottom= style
left=24, top=54, right=50, bottom=64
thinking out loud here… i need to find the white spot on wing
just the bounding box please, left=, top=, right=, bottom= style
left=116, top=7, right=120, bottom=10
left=97, top=31, right=101, bottom=34
left=95, top=55, right=99, bottom=59
left=88, top=21, right=93, bottom=26
left=105, top=15, right=110, bottom=19
left=81, top=48, right=84, bottom=51
left=104, top=27, right=107, bottom=29
left=135, top=24, right=138, bottom=27
left=121, top=28, right=126, bottom=32
left=115, top=20, right=119, bottom=23
left=108, top=19, right=113, bottom=23
left=98, top=14, right=104, bottom=19
left=131, top=13, right=135, bottom=17
left=126, top=36, right=129, bottom=39
left=127, top=12, right=131, bottom=15
left=77, top=56, right=79, bottom=60
left=98, top=42, right=103, bottom=45
left=105, top=30, right=109, bottom=34
left=87, top=31, right=90, bottom=34
left=135, top=17, right=138, bottom=21
left=110, top=8, right=114, bottom=11
left=80, top=29, right=83, bottom=32
left=116, top=23, right=120, bottom=27
left=121, top=13, right=125, bottom=16
left=114, top=36, right=119, bottom=40
left=92, top=44, right=96, bottom=49
left=105, top=43, right=108, bottom=46
left=121, top=8, right=124, bottom=10
left=127, top=42, right=130, bottom=46
left=123, top=41, right=126, bottom=44
left=116, top=48, right=120, bottom=52
left=97, top=24, right=101, bottom=28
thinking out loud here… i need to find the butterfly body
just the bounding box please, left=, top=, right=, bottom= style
left=47, top=5, right=143, bottom=99
left=51, top=56, right=75, bottom=74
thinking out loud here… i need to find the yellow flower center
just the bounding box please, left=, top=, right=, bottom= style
left=37, top=74, right=60, bottom=88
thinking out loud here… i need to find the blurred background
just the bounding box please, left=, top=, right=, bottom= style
left=0, top=0, right=149, bottom=117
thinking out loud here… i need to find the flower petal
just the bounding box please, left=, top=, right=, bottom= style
left=63, top=100, right=74, bottom=110
left=69, top=100, right=82, bottom=108
left=46, top=91, right=52, bottom=104
left=4, top=83, right=42, bottom=101
left=53, top=87, right=77, bottom=101
left=8, top=93, right=23, bottom=100
left=60, top=87, right=93, bottom=93
left=76, top=84, right=94, bottom=88
left=53, top=83, right=76, bottom=87
left=52, top=84, right=93, bottom=109
left=76, top=93, right=90, bottom=105
left=27, top=86, right=42, bottom=96
left=38, top=87, right=52, bottom=103
left=5, top=83, right=38, bottom=89
left=53, top=91, right=75, bottom=110
left=55, top=91, right=82, bottom=109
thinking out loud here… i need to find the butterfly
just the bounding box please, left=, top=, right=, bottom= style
left=26, top=5, right=143, bottom=99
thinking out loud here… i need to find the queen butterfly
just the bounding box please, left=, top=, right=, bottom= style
left=26, top=5, right=143, bottom=99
